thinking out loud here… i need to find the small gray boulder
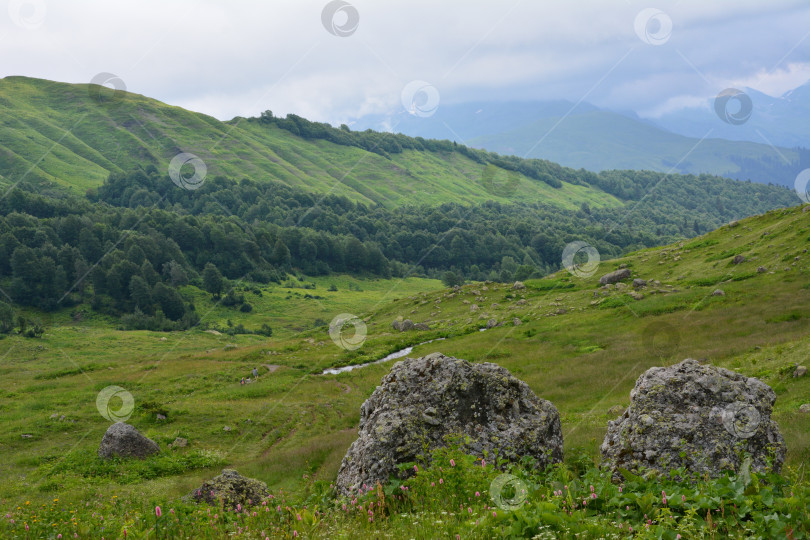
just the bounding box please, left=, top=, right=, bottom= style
left=98, top=422, right=159, bottom=460
left=187, top=469, right=269, bottom=510
left=599, top=268, right=631, bottom=285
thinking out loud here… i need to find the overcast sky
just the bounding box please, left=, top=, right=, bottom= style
left=2, top=0, right=809, bottom=125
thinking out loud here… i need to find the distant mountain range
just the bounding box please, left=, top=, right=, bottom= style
left=352, top=82, right=810, bottom=188
left=652, top=83, right=810, bottom=149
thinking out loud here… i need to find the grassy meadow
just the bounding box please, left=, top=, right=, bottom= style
left=1, top=204, right=809, bottom=537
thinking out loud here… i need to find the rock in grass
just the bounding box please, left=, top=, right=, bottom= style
left=599, top=268, right=631, bottom=285
left=732, top=254, right=747, bottom=264
left=712, top=289, right=725, bottom=297
left=335, top=352, right=563, bottom=496
left=794, top=366, right=807, bottom=378
left=187, top=469, right=269, bottom=510
left=98, top=422, right=159, bottom=460
left=601, top=359, right=786, bottom=481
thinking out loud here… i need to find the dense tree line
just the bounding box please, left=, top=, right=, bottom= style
left=0, top=162, right=796, bottom=327
left=725, top=147, right=810, bottom=188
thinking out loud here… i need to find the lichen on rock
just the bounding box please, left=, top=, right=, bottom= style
left=601, top=359, right=786, bottom=481
left=186, top=469, right=269, bottom=510
left=335, top=352, right=563, bottom=496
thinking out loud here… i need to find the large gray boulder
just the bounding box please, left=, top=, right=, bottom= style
left=186, top=469, right=269, bottom=510
left=599, top=268, right=631, bottom=285
left=335, top=352, right=563, bottom=496
left=98, top=422, right=160, bottom=459
left=601, top=359, right=786, bottom=480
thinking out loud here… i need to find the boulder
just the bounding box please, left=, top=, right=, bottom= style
left=187, top=469, right=269, bottom=510
left=632, top=279, right=647, bottom=289
left=470, top=304, right=480, bottom=312
left=171, top=437, right=188, bottom=448
left=794, top=366, right=807, bottom=378
left=512, top=281, right=526, bottom=290
left=599, top=268, right=631, bottom=285
left=757, top=266, right=767, bottom=273
left=400, top=319, right=414, bottom=332
left=486, top=318, right=501, bottom=329
left=392, top=320, right=402, bottom=332
left=799, top=404, right=810, bottom=413
left=413, top=322, right=430, bottom=331
left=732, top=255, right=746, bottom=264
left=601, top=359, right=786, bottom=480
left=512, top=318, right=522, bottom=326
left=335, top=353, right=563, bottom=496
left=712, top=289, right=725, bottom=297
left=98, top=422, right=160, bottom=460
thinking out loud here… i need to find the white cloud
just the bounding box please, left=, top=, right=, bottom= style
left=0, top=0, right=808, bottom=123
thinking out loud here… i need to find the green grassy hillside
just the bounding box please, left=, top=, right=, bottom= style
left=0, top=203, right=808, bottom=536
left=0, top=76, right=616, bottom=210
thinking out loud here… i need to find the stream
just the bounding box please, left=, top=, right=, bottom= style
left=321, top=338, right=446, bottom=375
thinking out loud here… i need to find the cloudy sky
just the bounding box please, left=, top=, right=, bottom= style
left=2, top=0, right=809, bottom=125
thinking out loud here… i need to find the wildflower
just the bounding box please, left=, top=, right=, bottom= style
left=450, top=459, right=455, bottom=467
left=482, top=459, right=486, bottom=467
left=591, top=493, right=596, bottom=499
left=296, top=513, right=302, bottom=521
left=590, top=485, right=594, bottom=493
left=618, top=486, right=622, bottom=493
left=414, top=465, right=418, bottom=473
left=475, top=491, right=480, bottom=497
left=682, top=495, right=686, bottom=503
left=155, top=506, right=162, bottom=518
left=439, top=478, right=444, bottom=484
left=431, top=482, right=435, bottom=487
left=492, top=511, right=496, bottom=518
left=237, top=504, right=242, bottom=512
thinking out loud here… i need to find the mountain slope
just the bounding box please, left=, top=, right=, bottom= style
left=0, top=76, right=615, bottom=210
left=653, top=81, right=810, bottom=149
left=353, top=100, right=803, bottom=186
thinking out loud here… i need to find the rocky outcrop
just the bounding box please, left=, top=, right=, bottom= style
left=98, top=422, right=160, bottom=459
left=599, top=268, right=631, bottom=285
left=393, top=319, right=429, bottom=332
left=335, top=352, right=563, bottom=496
left=601, top=359, right=786, bottom=480
left=186, top=469, right=269, bottom=510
